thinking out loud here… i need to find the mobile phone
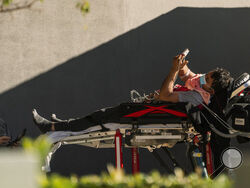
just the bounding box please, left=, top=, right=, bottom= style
left=182, top=48, right=189, bottom=57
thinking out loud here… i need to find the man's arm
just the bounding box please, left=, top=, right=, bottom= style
left=158, top=55, right=186, bottom=102
left=158, top=66, right=179, bottom=102
left=178, top=63, right=196, bottom=82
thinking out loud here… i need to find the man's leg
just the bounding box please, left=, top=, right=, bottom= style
left=33, top=105, right=122, bottom=133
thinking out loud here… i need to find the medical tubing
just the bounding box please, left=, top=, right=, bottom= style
left=201, top=111, right=250, bottom=138
left=198, top=95, right=250, bottom=138
left=200, top=102, right=232, bottom=130
left=191, top=96, right=233, bottom=130
left=200, top=112, right=239, bottom=138
left=191, top=93, right=250, bottom=137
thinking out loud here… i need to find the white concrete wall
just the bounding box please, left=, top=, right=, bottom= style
left=0, top=0, right=250, bottom=94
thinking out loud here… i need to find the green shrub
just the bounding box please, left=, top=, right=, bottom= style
left=22, top=135, right=51, bottom=165
left=22, top=137, right=233, bottom=188
left=37, top=166, right=232, bottom=188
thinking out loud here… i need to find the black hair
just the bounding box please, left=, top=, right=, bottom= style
left=211, top=67, right=232, bottom=93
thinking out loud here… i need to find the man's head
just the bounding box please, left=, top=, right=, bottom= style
left=202, top=68, right=232, bottom=94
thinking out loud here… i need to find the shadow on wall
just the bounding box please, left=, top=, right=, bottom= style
left=0, top=7, right=249, bottom=176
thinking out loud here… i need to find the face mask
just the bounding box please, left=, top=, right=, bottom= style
left=185, top=74, right=211, bottom=104
left=199, top=74, right=206, bottom=86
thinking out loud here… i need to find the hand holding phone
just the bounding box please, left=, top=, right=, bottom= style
left=179, top=48, right=189, bottom=70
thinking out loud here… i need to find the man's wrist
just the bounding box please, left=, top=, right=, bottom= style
left=171, top=65, right=179, bottom=72
left=180, top=69, right=190, bottom=79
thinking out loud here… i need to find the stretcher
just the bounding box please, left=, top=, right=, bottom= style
left=43, top=102, right=199, bottom=171
left=42, top=73, right=250, bottom=177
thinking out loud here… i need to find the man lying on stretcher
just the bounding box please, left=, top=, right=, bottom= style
left=33, top=49, right=232, bottom=133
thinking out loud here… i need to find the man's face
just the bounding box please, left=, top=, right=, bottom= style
left=203, top=71, right=215, bottom=94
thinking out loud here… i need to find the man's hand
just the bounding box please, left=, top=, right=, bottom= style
left=0, top=136, right=10, bottom=145
left=180, top=59, right=189, bottom=70
left=172, top=55, right=188, bottom=71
